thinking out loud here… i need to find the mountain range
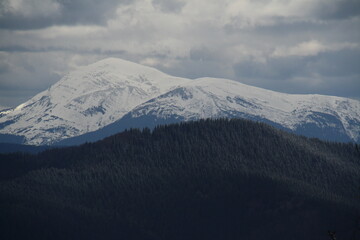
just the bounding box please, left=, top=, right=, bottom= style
left=0, top=58, right=359, bottom=146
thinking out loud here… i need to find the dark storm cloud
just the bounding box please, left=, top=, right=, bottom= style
left=0, top=0, right=133, bottom=30
left=151, top=0, right=185, bottom=13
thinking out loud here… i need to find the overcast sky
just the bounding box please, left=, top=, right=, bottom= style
left=0, top=0, right=359, bottom=107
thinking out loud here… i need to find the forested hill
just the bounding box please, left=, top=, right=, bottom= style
left=0, top=119, right=359, bottom=240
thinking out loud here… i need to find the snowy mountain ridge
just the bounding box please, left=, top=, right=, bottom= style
left=1, top=58, right=359, bottom=145
left=127, top=78, right=360, bottom=142
left=0, top=58, right=190, bottom=145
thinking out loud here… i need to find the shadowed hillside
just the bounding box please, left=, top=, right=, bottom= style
left=0, top=119, right=359, bottom=240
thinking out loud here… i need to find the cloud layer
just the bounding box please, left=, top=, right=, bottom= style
left=0, top=0, right=359, bottom=106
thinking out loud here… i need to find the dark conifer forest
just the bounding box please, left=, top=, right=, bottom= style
left=0, top=119, right=359, bottom=240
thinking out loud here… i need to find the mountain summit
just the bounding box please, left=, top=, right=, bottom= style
left=0, top=58, right=189, bottom=145
left=1, top=58, right=359, bottom=145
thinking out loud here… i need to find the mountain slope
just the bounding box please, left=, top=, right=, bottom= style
left=129, top=78, right=360, bottom=141
left=1, top=119, right=359, bottom=239
left=59, top=77, right=360, bottom=145
left=0, top=143, right=52, bottom=154
left=1, top=58, right=359, bottom=146
left=0, top=58, right=189, bottom=145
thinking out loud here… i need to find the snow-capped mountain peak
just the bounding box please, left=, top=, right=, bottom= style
left=0, top=58, right=190, bottom=145
left=1, top=58, right=359, bottom=145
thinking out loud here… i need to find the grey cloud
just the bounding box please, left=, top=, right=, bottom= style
left=316, top=0, right=360, bottom=20
left=0, top=0, right=359, bottom=106
left=233, top=57, right=305, bottom=80
left=151, top=0, right=185, bottom=13
left=0, top=72, right=59, bottom=106
left=313, top=76, right=360, bottom=99
left=233, top=49, right=360, bottom=98
left=0, top=89, right=38, bottom=107
left=57, top=0, right=133, bottom=25
left=0, top=46, right=50, bottom=53
left=156, top=58, right=233, bottom=80
left=0, top=0, right=133, bottom=30
left=223, top=0, right=360, bottom=33
left=308, top=49, right=360, bottom=77
left=190, top=47, right=218, bottom=62
left=0, top=63, right=9, bottom=73
left=0, top=66, right=60, bottom=106
left=0, top=16, right=51, bottom=30
left=0, top=64, right=60, bottom=91
left=0, top=52, right=70, bottom=105
left=234, top=49, right=360, bottom=80
left=0, top=45, right=127, bottom=56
